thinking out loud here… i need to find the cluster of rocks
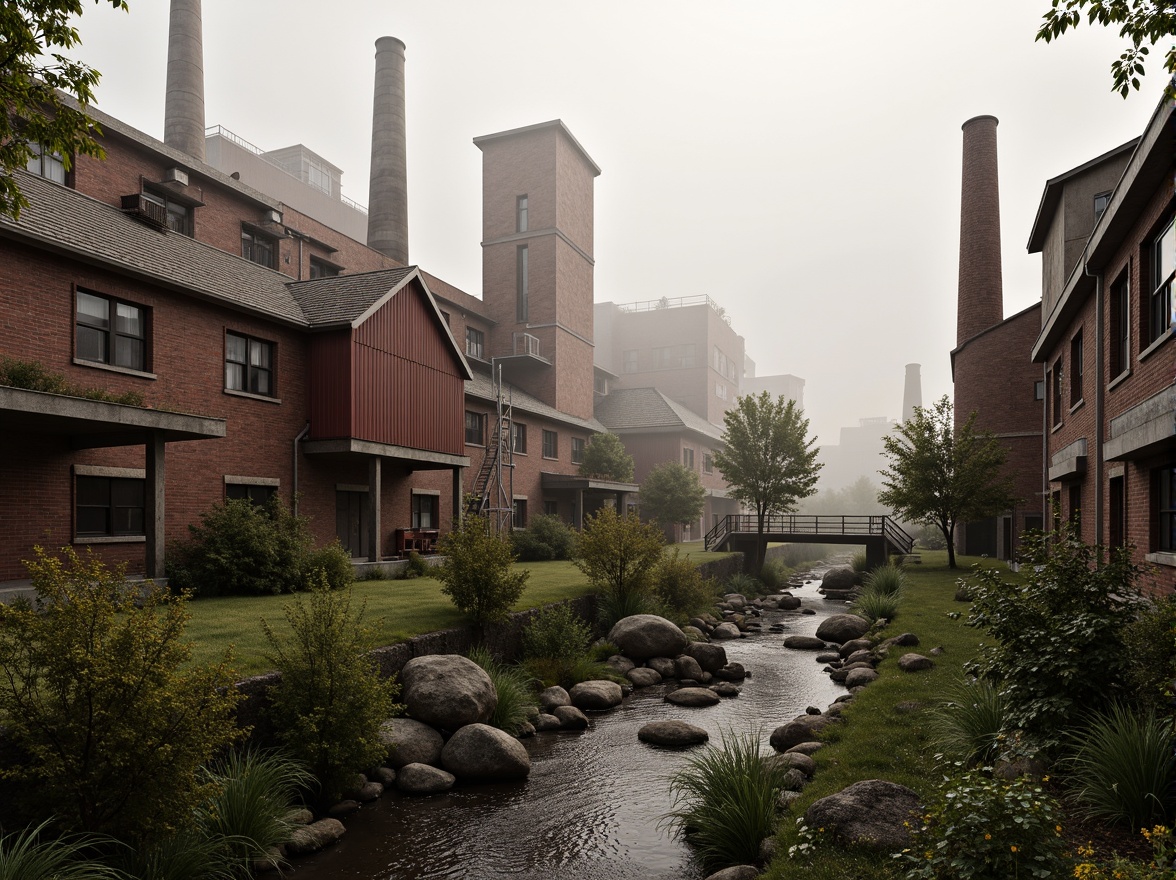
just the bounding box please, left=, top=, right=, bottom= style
left=782, top=611, right=939, bottom=692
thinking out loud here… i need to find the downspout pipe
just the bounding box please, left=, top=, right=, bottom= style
left=1084, top=255, right=1104, bottom=546
left=293, top=422, right=310, bottom=516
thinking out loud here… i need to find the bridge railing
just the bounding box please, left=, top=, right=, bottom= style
left=704, top=514, right=914, bottom=553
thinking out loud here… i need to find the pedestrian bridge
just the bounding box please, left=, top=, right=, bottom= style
left=704, top=514, right=914, bottom=568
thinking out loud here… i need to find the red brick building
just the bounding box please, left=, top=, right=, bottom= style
left=1028, top=92, right=1175, bottom=590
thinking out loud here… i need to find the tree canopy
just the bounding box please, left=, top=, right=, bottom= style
left=578, top=432, right=635, bottom=482
left=639, top=460, right=706, bottom=536
left=1036, top=0, right=1176, bottom=96
left=2, top=1, right=128, bottom=220
left=713, top=392, right=821, bottom=573
left=877, top=395, right=1017, bottom=569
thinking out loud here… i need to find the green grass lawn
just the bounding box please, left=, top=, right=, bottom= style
left=185, top=559, right=598, bottom=676
left=763, top=550, right=1019, bottom=879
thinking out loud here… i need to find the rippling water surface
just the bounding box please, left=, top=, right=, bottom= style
left=291, top=576, right=846, bottom=880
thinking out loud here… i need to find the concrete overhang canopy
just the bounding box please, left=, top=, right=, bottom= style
left=301, top=437, right=470, bottom=470
left=1103, top=385, right=1176, bottom=462
left=540, top=472, right=639, bottom=493
left=1048, top=438, right=1088, bottom=482
left=0, top=386, right=226, bottom=448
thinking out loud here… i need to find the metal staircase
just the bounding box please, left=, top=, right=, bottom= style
left=465, top=366, right=514, bottom=533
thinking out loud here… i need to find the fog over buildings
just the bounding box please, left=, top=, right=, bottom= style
left=68, top=0, right=1158, bottom=444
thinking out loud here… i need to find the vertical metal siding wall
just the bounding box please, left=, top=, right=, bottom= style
left=307, top=332, right=353, bottom=439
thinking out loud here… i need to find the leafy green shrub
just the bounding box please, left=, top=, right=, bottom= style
left=404, top=551, right=430, bottom=578
left=966, top=523, right=1145, bottom=745
left=167, top=496, right=311, bottom=597
left=301, top=540, right=354, bottom=591
left=0, top=356, right=145, bottom=407
left=1123, top=594, right=1176, bottom=713
left=664, top=729, right=789, bottom=872
left=653, top=548, right=718, bottom=617
left=0, top=820, right=121, bottom=880
left=589, top=640, right=621, bottom=662
left=851, top=589, right=900, bottom=623
left=436, top=515, right=529, bottom=625
left=914, top=524, right=948, bottom=550
left=1064, top=703, right=1176, bottom=831
left=574, top=507, right=664, bottom=628
left=725, top=572, right=761, bottom=596
left=262, top=580, right=401, bottom=802
left=359, top=564, right=388, bottom=581
left=897, top=766, right=1068, bottom=880
left=864, top=562, right=907, bottom=596
left=927, top=678, right=1008, bottom=766
left=850, top=550, right=869, bottom=572
left=510, top=513, right=576, bottom=562
left=523, top=603, right=593, bottom=664
left=0, top=547, right=242, bottom=841
left=467, top=647, right=538, bottom=735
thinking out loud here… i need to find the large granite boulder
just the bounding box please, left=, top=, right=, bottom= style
left=816, top=614, right=871, bottom=644
left=647, top=656, right=678, bottom=678
left=569, top=680, right=624, bottom=710
left=803, top=780, right=921, bottom=850
left=286, top=818, right=346, bottom=855
left=784, top=635, right=828, bottom=650
left=440, top=723, right=531, bottom=782
left=820, top=565, right=858, bottom=591
left=379, top=717, right=444, bottom=768
left=665, top=687, right=721, bottom=707
left=638, top=720, right=710, bottom=747
left=396, top=762, right=456, bottom=795
left=675, top=654, right=705, bottom=681
left=770, top=714, right=837, bottom=751
left=703, top=867, right=759, bottom=880
left=553, top=705, right=590, bottom=730
left=710, top=622, right=742, bottom=640
left=845, top=667, right=879, bottom=688
left=626, top=667, right=663, bottom=688
left=686, top=642, right=728, bottom=673
left=608, top=615, right=688, bottom=661
left=898, top=653, right=935, bottom=672
left=400, top=655, right=496, bottom=730
left=539, top=685, right=571, bottom=713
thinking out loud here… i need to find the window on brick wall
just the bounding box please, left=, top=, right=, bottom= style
left=542, top=430, right=558, bottom=459
left=225, top=331, right=275, bottom=397
left=703, top=452, right=714, bottom=474
left=76, top=475, right=145, bottom=537
left=76, top=290, right=147, bottom=372
left=1110, top=272, right=1130, bottom=378
left=513, top=498, right=527, bottom=529
left=543, top=499, right=559, bottom=516
left=517, top=195, right=528, bottom=233
left=511, top=421, right=527, bottom=454
left=683, top=447, right=694, bottom=469
left=1069, top=329, right=1084, bottom=406
left=242, top=226, right=276, bottom=269
left=1109, top=476, right=1125, bottom=549
left=309, top=257, right=340, bottom=279
left=571, top=437, right=585, bottom=464
left=226, top=482, right=277, bottom=505
left=143, top=188, right=193, bottom=236
left=517, top=245, right=529, bottom=322
left=1147, top=217, right=1174, bottom=345
left=466, top=327, right=485, bottom=360
left=25, top=141, right=66, bottom=184
left=1051, top=357, right=1063, bottom=426
left=1155, top=465, right=1176, bottom=552
left=465, top=411, right=484, bottom=446
left=412, top=493, right=438, bottom=529
left=1068, top=483, right=1082, bottom=526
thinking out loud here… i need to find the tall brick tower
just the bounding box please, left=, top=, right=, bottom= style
left=367, top=37, right=409, bottom=265
left=474, top=120, right=600, bottom=420
left=957, top=115, right=1003, bottom=346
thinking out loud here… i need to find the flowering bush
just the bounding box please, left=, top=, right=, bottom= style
left=1072, top=826, right=1176, bottom=878
left=895, top=766, right=1069, bottom=879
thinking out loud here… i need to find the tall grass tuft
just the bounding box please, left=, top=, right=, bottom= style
left=0, top=821, right=120, bottom=880
left=863, top=562, right=907, bottom=596
left=725, top=572, right=761, bottom=596
left=850, top=551, right=869, bottom=572
left=926, top=678, right=1007, bottom=766
left=467, top=647, right=539, bottom=735
left=851, top=589, right=900, bottom=623
left=663, top=729, right=788, bottom=872
left=114, top=830, right=235, bottom=880
left=1064, top=703, right=1176, bottom=830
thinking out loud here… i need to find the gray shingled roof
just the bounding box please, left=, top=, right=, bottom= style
left=290, top=266, right=415, bottom=326
left=466, top=367, right=606, bottom=433
left=594, top=387, right=723, bottom=440
left=2, top=171, right=307, bottom=325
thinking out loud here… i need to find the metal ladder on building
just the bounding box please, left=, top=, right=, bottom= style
left=465, top=366, right=514, bottom=533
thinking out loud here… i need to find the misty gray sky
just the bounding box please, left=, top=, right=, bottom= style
left=70, top=0, right=1160, bottom=444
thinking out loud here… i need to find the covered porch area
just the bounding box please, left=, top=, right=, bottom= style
left=540, top=472, right=639, bottom=530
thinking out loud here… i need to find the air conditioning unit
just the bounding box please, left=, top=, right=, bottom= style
left=163, top=167, right=189, bottom=186
left=120, top=193, right=168, bottom=229
left=262, top=208, right=282, bottom=224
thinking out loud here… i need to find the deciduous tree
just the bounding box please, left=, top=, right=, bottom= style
left=1, top=1, right=129, bottom=220
left=878, top=395, right=1016, bottom=569
left=713, top=392, right=821, bottom=574
left=639, top=460, right=706, bottom=540
left=573, top=506, right=664, bottom=625
left=578, top=432, right=634, bottom=482
left=1036, top=0, right=1176, bottom=96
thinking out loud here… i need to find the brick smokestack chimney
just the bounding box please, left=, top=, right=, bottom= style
left=163, top=0, right=206, bottom=161
left=957, top=115, right=1003, bottom=347
left=367, top=37, right=409, bottom=265
left=902, top=363, right=922, bottom=423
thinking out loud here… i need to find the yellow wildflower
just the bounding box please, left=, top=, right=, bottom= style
left=985, top=833, right=992, bottom=840
left=1011, top=845, right=1018, bottom=853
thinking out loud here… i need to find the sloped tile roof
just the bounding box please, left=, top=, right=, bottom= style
left=594, top=387, right=723, bottom=440
left=2, top=171, right=307, bottom=325
left=290, top=266, right=415, bottom=326
left=465, top=367, right=606, bottom=433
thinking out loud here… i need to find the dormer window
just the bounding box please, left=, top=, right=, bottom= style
left=142, top=189, right=192, bottom=236
left=242, top=226, right=277, bottom=269
left=1094, top=191, right=1112, bottom=223
left=25, top=142, right=66, bottom=184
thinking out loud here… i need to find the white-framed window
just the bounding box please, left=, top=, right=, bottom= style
left=76, top=290, right=147, bottom=371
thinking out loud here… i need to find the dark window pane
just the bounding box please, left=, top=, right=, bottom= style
left=114, top=336, right=144, bottom=370
left=226, top=333, right=247, bottom=363
left=77, top=326, right=107, bottom=363
left=77, top=476, right=110, bottom=506
left=225, top=362, right=245, bottom=390
left=76, top=507, right=109, bottom=537
left=77, top=292, right=109, bottom=327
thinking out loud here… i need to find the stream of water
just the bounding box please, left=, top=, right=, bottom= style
left=290, top=576, right=846, bottom=880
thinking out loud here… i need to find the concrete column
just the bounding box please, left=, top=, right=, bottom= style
left=957, top=115, right=1003, bottom=347
left=367, top=37, right=409, bottom=264
left=145, top=434, right=166, bottom=580
left=164, top=0, right=206, bottom=161
left=451, top=467, right=464, bottom=529
left=367, top=457, right=382, bottom=562
left=576, top=489, right=584, bottom=530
